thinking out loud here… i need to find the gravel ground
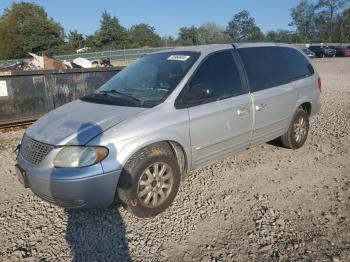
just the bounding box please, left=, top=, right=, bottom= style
left=0, top=58, right=349, bottom=262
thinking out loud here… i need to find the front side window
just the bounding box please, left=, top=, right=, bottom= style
left=238, top=47, right=290, bottom=92
left=187, top=50, right=244, bottom=103
left=81, top=51, right=200, bottom=107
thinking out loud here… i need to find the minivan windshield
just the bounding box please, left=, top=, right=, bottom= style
left=81, top=51, right=200, bottom=108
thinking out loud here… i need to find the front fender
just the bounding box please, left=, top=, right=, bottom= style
left=95, top=129, right=192, bottom=174
left=89, top=103, right=192, bottom=174
left=116, top=131, right=192, bottom=171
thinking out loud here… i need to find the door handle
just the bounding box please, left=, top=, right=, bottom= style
left=237, top=107, right=250, bottom=116
left=256, top=103, right=267, bottom=112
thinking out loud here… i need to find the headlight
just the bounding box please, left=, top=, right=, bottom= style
left=54, top=146, right=108, bottom=168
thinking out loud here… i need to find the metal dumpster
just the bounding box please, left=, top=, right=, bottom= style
left=0, top=67, right=123, bottom=126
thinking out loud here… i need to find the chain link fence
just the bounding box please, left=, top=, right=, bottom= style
left=1, top=43, right=350, bottom=65
left=0, top=47, right=172, bottom=66
left=53, top=47, right=172, bottom=64
left=54, top=44, right=350, bottom=62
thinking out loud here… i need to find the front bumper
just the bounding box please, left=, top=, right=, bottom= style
left=17, top=152, right=122, bottom=209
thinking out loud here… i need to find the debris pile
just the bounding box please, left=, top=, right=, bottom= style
left=28, top=53, right=67, bottom=70
left=0, top=53, right=113, bottom=72
left=0, top=61, right=23, bottom=71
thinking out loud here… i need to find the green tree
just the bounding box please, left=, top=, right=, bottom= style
left=177, top=26, right=201, bottom=46
left=161, top=36, right=176, bottom=47
left=226, top=10, right=265, bottom=41
left=330, top=7, right=350, bottom=42
left=93, top=11, right=130, bottom=49
left=339, top=8, right=350, bottom=42
left=266, top=30, right=302, bottom=43
left=67, top=30, right=86, bottom=50
left=198, top=22, right=232, bottom=44
left=0, top=2, right=64, bottom=59
left=85, top=34, right=99, bottom=50
left=290, top=0, right=318, bottom=42
left=290, top=0, right=349, bottom=42
left=130, top=23, right=162, bottom=47
left=0, top=11, right=17, bottom=59
left=316, top=0, right=349, bottom=42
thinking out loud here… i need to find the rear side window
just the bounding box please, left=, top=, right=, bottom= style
left=280, top=47, right=314, bottom=80
left=189, top=50, right=244, bottom=99
left=238, top=47, right=290, bottom=92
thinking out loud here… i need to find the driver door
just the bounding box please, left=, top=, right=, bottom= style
left=180, top=50, right=253, bottom=168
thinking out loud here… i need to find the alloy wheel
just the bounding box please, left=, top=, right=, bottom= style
left=293, top=117, right=307, bottom=143
left=137, top=162, right=174, bottom=208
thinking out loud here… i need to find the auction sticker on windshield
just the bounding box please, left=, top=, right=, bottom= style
left=167, top=55, right=190, bottom=61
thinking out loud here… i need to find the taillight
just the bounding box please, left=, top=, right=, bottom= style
left=317, top=77, right=322, bottom=93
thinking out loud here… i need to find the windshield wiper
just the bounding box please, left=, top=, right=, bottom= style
left=99, top=90, right=141, bottom=105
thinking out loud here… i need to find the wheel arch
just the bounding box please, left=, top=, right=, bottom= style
left=168, top=141, right=188, bottom=178
left=299, top=102, right=312, bottom=116
left=117, top=136, right=191, bottom=178
left=293, top=98, right=312, bottom=116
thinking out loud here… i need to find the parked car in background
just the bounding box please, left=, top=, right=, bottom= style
left=308, top=45, right=336, bottom=58
left=15, top=43, right=321, bottom=218
left=302, top=48, right=316, bottom=58
left=328, top=46, right=350, bottom=57
left=323, top=46, right=337, bottom=57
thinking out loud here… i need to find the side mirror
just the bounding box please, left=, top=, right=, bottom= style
left=182, top=83, right=213, bottom=105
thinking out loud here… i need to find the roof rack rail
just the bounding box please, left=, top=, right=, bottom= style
left=230, top=40, right=280, bottom=44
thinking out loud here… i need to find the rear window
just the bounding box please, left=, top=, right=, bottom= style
left=237, top=47, right=290, bottom=92
left=280, top=47, right=314, bottom=80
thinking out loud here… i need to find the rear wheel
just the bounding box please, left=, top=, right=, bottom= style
left=117, top=142, right=180, bottom=218
left=280, top=109, right=310, bottom=149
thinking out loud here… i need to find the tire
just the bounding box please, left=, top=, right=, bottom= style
left=117, top=142, right=181, bottom=218
left=280, top=109, right=310, bottom=149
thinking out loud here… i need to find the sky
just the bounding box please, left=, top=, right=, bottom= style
left=0, top=0, right=310, bottom=37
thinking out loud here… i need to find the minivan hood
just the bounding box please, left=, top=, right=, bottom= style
left=25, top=99, right=147, bottom=145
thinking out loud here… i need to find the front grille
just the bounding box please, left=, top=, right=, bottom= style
left=20, top=134, right=54, bottom=165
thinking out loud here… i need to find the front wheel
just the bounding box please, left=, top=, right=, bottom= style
left=280, top=109, right=310, bottom=149
left=117, top=142, right=180, bottom=218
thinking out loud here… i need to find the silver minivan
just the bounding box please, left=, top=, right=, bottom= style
left=16, top=43, right=321, bottom=218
